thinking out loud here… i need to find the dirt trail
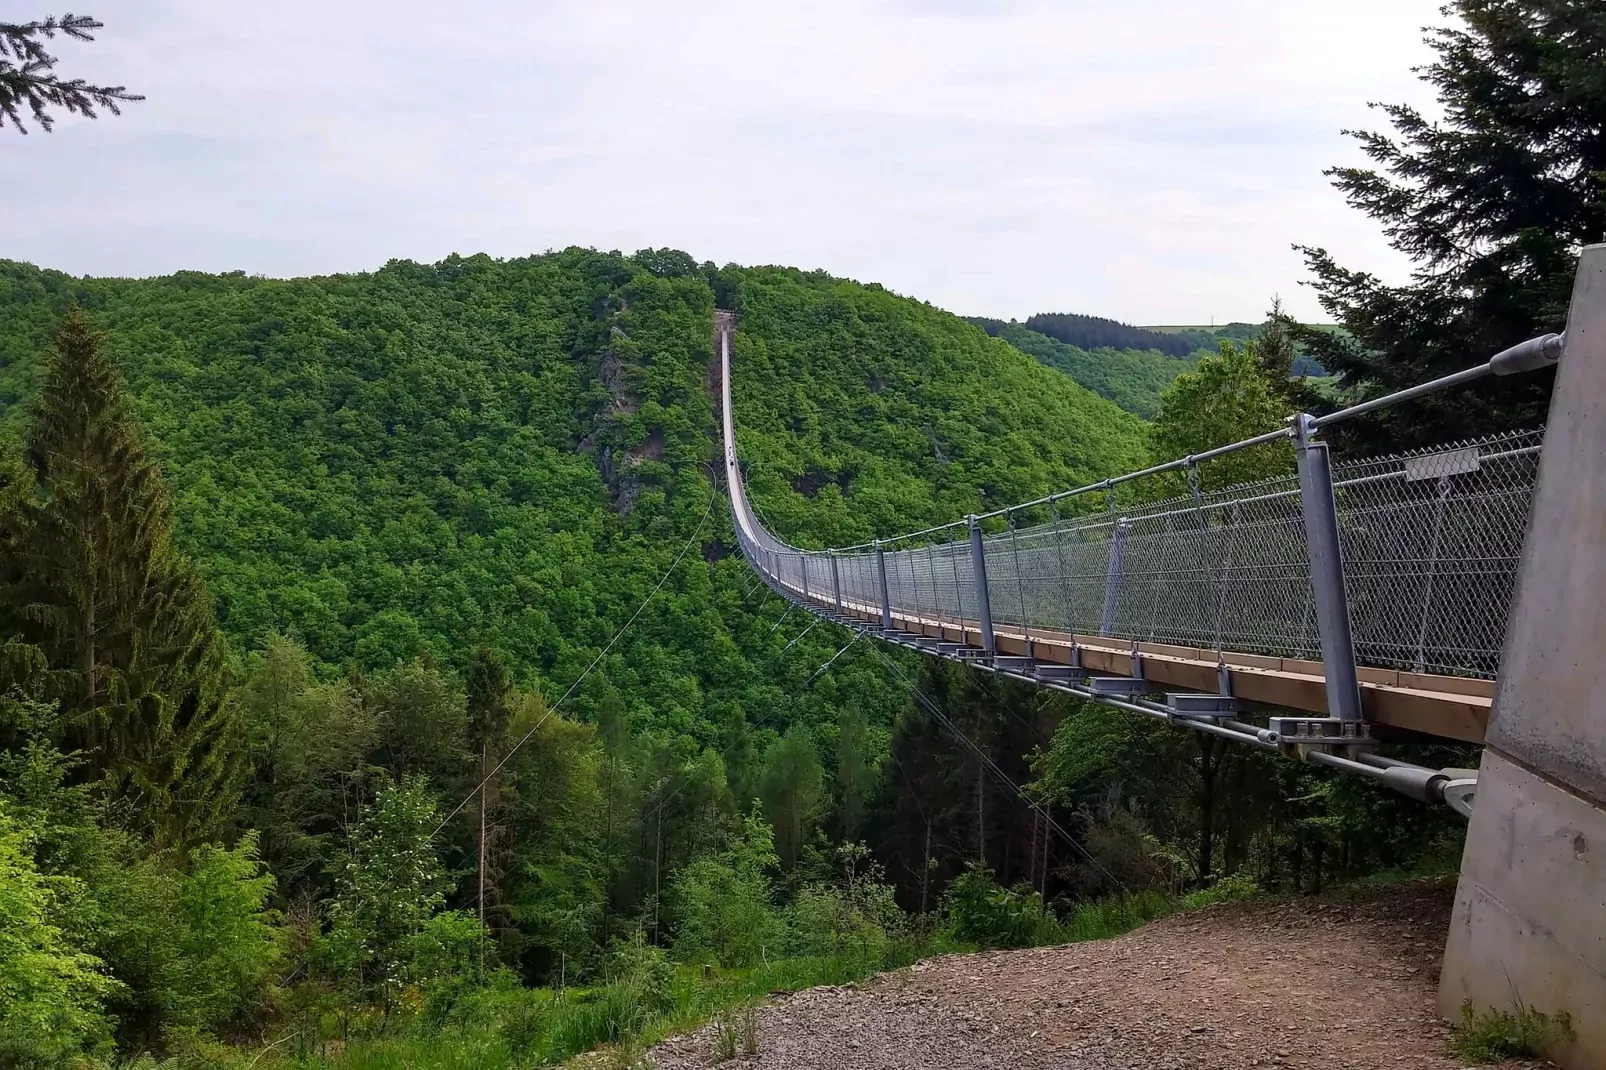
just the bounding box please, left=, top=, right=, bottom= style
left=650, top=881, right=1496, bottom=1070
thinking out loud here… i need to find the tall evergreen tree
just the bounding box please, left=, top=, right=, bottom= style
left=834, top=709, right=873, bottom=843
left=1298, top=0, right=1606, bottom=450
left=2, top=308, right=240, bottom=844
left=0, top=453, right=46, bottom=705
left=595, top=689, right=637, bottom=949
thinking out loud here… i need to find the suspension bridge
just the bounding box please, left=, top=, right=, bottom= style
left=713, top=250, right=1606, bottom=1064
left=716, top=308, right=1559, bottom=814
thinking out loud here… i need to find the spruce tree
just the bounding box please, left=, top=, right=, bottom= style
left=1297, top=0, right=1606, bottom=450
left=4, top=308, right=240, bottom=844
left=1, top=14, right=142, bottom=134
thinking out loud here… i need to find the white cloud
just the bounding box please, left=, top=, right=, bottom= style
left=0, top=0, right=1446, bottom=322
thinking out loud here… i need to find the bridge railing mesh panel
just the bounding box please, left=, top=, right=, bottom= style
left=772, top=427, right=1541, bottom=681
left=1328, top=429, right=1540, bottom=677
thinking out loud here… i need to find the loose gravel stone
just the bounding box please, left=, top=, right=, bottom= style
left=647, top=881, right=1523, bottom=1070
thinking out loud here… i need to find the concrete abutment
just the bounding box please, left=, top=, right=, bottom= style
left=1440, top=244, right=1606, bottom=1068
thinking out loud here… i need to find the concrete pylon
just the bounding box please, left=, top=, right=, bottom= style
left=1439, top=244, right=1606, bottom=1067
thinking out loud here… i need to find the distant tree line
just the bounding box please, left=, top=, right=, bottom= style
left=1023, top=312, right=1200, bottom=358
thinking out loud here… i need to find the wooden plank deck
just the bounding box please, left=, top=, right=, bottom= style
left=781, top=580, right=1492, bottom=744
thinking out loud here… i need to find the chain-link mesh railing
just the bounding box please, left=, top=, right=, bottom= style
left=719, top=300, right=1560, bottom=697
left=1331, top=429, right=1540, bottom=677
left=744, top=427, right=1540, bottom=683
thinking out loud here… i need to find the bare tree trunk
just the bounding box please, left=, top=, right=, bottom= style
left=1039, top=804, right=1051, bottom=897
left=85, top=605, right=96, bottom=701
left=1196, top=736, right=1219, bottom=884
left=1028, top=808, right=1040, bottom=892
left=920, top=819, right=932, bottom=917
left=976, top=760, right=986, bottom=866
left=652, top=799, right=663, bottom=944
left=478, top=742, right=487, bottom=982
left=602, top=750, right=615, bottom=948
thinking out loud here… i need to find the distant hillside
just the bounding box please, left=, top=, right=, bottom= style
left=1144, top=322, right=1261, bottom=354
left=967, top=312, right=1332, bottom=391
left=978, top=322, right=1194, bottom=419
left=1023, top=312, right=1198, bottom=359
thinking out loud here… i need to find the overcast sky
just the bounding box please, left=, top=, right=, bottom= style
left=1, top=0, right=1449, bottom=323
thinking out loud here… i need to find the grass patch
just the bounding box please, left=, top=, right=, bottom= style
left=169, top=884, right=1264, bottom=1069
left=709, top=1001, right=758, bottom=1063
left=229, top=950, right=908, bottom=1069
left=1451, top=997, right=1574, bottom=1063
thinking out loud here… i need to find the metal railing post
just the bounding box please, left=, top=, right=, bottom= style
left=874, top=539, right=893, bottom=631
left=968, top=515, right=996, bottom=655
left=1293, top=413, right=1362, bottom=721
left=800, top=554, right=810, bottom=601
left=829, top=553, right=843, bottom=615
left=1100, top=518, right=1130, bottom=636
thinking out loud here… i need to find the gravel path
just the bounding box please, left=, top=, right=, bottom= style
left=649, top=881, right=1486, bottom=1070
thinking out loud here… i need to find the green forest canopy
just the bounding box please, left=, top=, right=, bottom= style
left=0, top=250, right=1149, bottom=705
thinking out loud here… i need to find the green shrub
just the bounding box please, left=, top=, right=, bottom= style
left=943, top=863, right=1064, bottom=950
left=167, top=831, right=282, bottom=1033
left=1181, top=872, right=1259, bottom=910
left=785, top=885, right=887, bottom=964
left=610, top=934, right=675, bottom=1014
left=409, top=911, right=489, bottom=1024
left=0, top=801, right=119, bottom=1068
left=1451, top=997, right=1574, bottom=1063
left=670, top=816, right=782, bottom=969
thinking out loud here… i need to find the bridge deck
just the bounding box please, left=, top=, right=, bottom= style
left=778, top=578, right=1491, bottom=743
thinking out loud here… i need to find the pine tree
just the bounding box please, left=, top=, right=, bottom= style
left=1, top=14, right=142, bottom=134
left=596, top=689, right=636, bottom=949
left=0, top=452, right=45, bottom=703
left=3, top=308, right=240, bottom=844
left=1253, top=298, right=1298, bottom=391
left=1297, top=0, right=1606, bottom=450
left=834, top=710, right=873, bottom=843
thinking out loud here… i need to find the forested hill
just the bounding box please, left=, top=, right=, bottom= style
left=980, top=321, right=1196, bottom=419
left=965, top=314, right=1329, bottom=416
left=0, top=250, right=1148, bottom=688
